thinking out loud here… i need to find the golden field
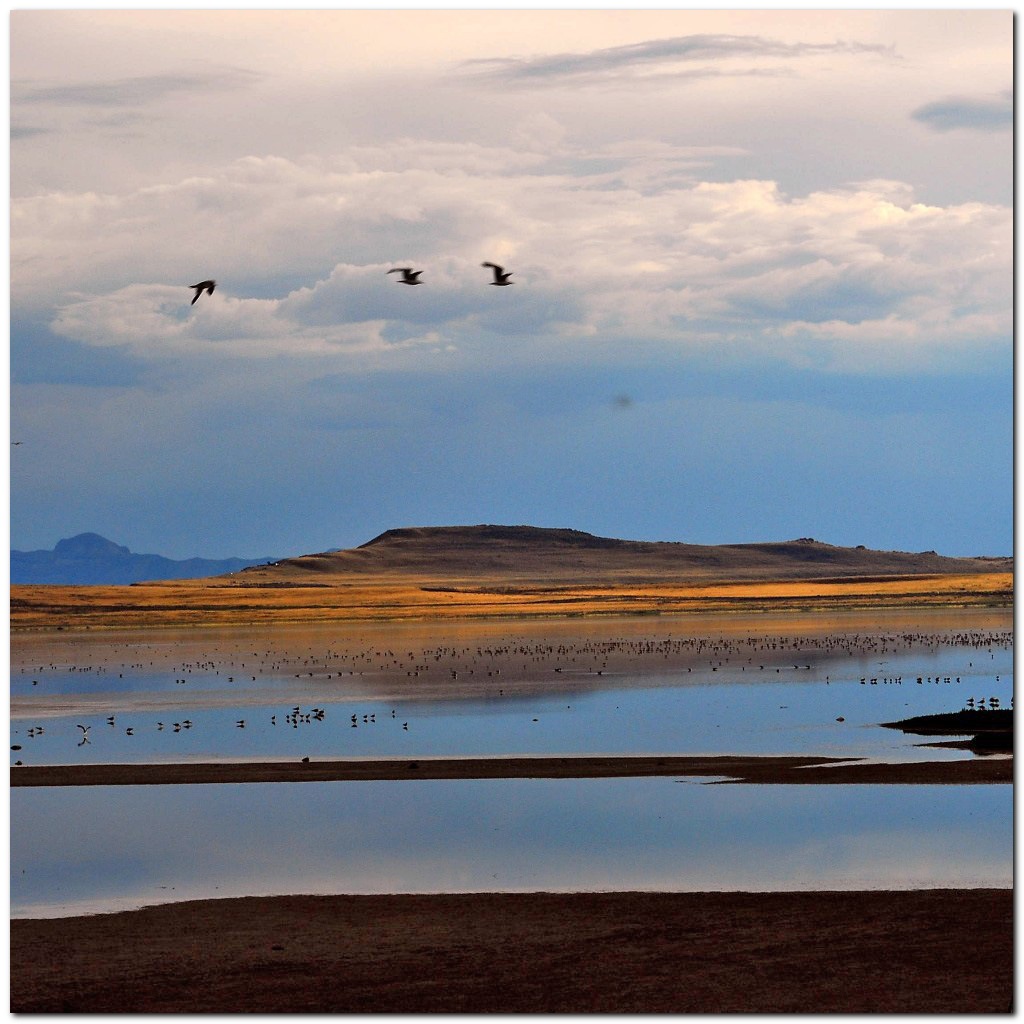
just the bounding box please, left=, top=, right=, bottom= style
left=10, top=570, right=1012, bottom=631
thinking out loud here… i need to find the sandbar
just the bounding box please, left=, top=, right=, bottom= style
left=10, top=752, right=1012, bottom=786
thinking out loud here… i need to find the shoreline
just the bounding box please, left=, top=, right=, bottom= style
left=11, top=751, right=1012, bottom=786
left=11, top=888, right=1013, bottom=1012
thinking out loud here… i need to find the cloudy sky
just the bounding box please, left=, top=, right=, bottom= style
left=9, top=8, right=1012, bottom=560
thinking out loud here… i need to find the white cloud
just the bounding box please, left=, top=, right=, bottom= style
left=50, top=284, right=421, bottom=359
left=12, top=137, right=1009, bottom=373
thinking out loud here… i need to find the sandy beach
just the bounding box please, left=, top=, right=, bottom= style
left=10, top=888, right=1012, bottom=1013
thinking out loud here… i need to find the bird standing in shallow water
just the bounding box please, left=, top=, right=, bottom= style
left=190, top=280, right=216, bottom=305
left=482, top=262, right=513, bottom=285
left=387, top=268, right=423, bottom=285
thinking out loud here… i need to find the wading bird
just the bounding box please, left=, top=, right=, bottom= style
left=190, top=280, right=216, bottom=305
left=482, top=262, right=513, bottom=285
left=387, top=268, right=423, bottom=285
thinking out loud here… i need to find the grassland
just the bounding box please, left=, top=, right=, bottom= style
left=10, top=570, right=1012, bottom=631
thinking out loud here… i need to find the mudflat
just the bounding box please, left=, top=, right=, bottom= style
left=11, top=603, right=1012, bottom=687
left=11, top=752, right=1012, bottom=787
left=10, top=889, right=1012, bottom=1013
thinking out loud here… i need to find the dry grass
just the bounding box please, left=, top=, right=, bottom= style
left=10, top=571, right=1012, bottom=631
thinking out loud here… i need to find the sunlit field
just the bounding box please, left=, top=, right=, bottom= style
left=11, top=571, right=1011, bottom=630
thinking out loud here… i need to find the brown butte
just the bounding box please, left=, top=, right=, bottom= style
left=10, top=526, right=1012, bottom=631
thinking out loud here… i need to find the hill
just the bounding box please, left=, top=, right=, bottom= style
left=233, top=525, right=1011, bottom=585
left=10, top=525, right=1011, bottom=629
left=11, top=533, right=276, bottom=585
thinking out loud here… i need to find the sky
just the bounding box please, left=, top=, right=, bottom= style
left=8, top=8, right=1013, bottom=560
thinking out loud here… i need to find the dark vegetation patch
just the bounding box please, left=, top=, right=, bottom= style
left=882, top=709, right=1013, bottom=754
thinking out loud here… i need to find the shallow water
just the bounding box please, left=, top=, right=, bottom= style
left=10, top=610, right=1013, bottom=917
left=10, top=779, right=1012, bottom=918
left=10, top=640, right=1013, bottom=766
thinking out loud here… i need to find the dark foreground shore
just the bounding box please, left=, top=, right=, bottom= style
left=11, top=752, right=1012, bottom=787
left=11, top=889, right=1012, bottom=1013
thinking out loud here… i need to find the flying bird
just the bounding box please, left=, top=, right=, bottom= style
left=387, top=268, right=423, bottom=285
left=482, top=262, right=513, bottom=285
left=190, top=280, right=216, bottom=305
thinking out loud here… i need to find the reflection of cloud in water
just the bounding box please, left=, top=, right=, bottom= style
left=11, top=780, right=1011, bottom=918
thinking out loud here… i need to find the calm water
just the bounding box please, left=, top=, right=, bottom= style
left=10, top=611, right=1013, bottom=917
left=10, top=645, right=1013, bottom=766
left=10, top=780, right=1011, bottom=918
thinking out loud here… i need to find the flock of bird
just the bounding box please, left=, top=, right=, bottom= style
left=10, top=626, right=1012, bottom=765
left=11, top=704, right=413, bottom=764
left=189, top=262, right=514, bottom=304
left=8, top=266, right=515, bottom=444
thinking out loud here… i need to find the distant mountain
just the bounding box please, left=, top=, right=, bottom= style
left=11, top=533, right=276, bottom=585
left=233, top=524, right=1012, bottom=585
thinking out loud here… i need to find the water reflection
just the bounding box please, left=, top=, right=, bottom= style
left=11, top=641, right=1014, bottom=767
left=11, top=611, right=1013, bottom=919
left=11, top=779, right=1011, bottom=918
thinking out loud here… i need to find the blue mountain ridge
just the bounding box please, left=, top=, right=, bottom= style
left=10, top=532, right=277, bottom=585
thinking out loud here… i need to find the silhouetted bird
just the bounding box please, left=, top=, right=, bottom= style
left=387, top=268, right=423, bottom=285
left=190, top=280, right=216, bottom=305
left=482, top=262, right=513, bottom=285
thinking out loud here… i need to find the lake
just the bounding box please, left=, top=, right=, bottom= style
left=10, top=607, right=1013, bottom=917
